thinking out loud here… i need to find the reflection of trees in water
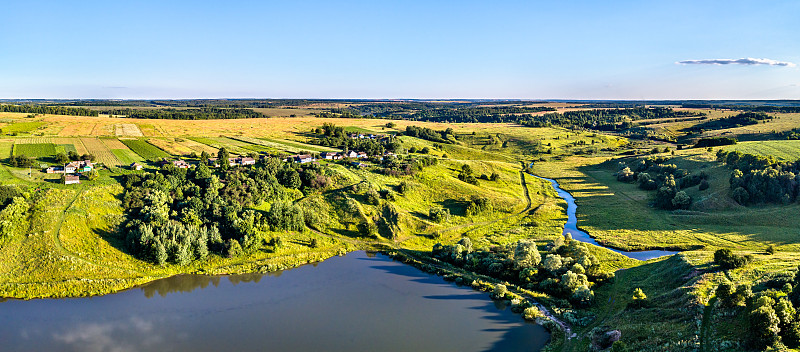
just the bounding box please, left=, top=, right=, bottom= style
left=141, top=275, right=223, bottom=298
left=227, top=273, right=265, bottom=285
left=140, top=273, right=273, bottom=298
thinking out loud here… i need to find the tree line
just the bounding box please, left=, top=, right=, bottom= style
left=0, top=104, right=98, bottom=116
left=99, top=107, right=264, bottom=120
left=684, top=112, right=774, bottom=132
left=432, top=234, right=611, bottom=309
left=519, top=107, right=704, bottom=131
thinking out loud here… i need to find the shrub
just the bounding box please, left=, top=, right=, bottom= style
left=523, top=306, right=544, bottom=320
left=714, top=248, right=752, bottom=269
left=492, top=284, right=508, bottom=299
left=429, top=207, right=450, bottom=223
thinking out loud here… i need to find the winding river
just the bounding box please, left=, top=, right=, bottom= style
left=531, top=174, right=677, bottom=261
left=0, top=251, right=549, bottom=352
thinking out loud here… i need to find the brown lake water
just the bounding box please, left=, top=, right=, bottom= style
left=0, top=251, right=549, bottom=351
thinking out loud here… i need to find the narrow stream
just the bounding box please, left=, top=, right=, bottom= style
left=531, top=174, right=677, bottom=261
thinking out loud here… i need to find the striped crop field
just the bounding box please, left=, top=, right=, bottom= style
left=100, top=138, right=129, bottom=150
left=80, top=138, right=121, bottom=166
left=113, top=124, right=144, bottom=137
left=187, top=137, right=222, bottom=148
left=178, top=138, right=217, bottom=155
left=147, top=138, right=196, bottom=156
left=13, top=143, right=57, bottom=158
left=111, top=149, right=145, bottom=165
left=120, top=139, right=171, bottom=160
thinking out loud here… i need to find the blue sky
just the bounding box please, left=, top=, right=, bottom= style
left=1, top=0, right=798, bottom=99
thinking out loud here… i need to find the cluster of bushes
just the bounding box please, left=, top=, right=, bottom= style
left=8, top=155, right=34, bottom=167
left=714, top=248, right=753, bottom=270
left=716, top=150, right=799, bottom=205
left=616, top=157, right=708, bottom=209
left=695, top=137, right=737, bottom=148
left=432, top=234, right=611, bottom=308
left=465, top=196, right=491, bottom=216
left=120, top=155, right=331, bottom=265
left=457, top=164, right=479, bottom=185
left=378, top=155, right=437, bottom=177
left=715, top=266, right=800, bottom=349
left=404, top=126, right=455, bottom=144
left=685, top=112, right=774, bottom=132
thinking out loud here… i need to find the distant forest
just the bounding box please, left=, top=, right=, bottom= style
left=518, top=107, right=705, bottom=131
left=99, top=108, right=264, bottom=120
left=0, top=104, right=98, bottom=116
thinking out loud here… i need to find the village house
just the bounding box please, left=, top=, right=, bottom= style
left=130, top=162, right=143, bottom=170
left=45, top=166, right=64, bottom=174
left=294, top=154, right=314, bottom=163
left=64, top=175, right=80, bottom=185
left=161, top=159, right=190, bottom=168
left=356, top=152, right=368, bottom=159
left=237, top=157, right=256, bottom=166
left=321, top=152, right=344, bottom=160
left=344, top=150, right=358, bottom=158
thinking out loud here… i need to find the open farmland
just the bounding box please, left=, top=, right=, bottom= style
left=80, top=138, right=121, bottom=166
left=147, top=138, right=200, bottom=156
left=111, top=149, right=144, bottom=165
left=113, top=124, right=144, bottom=137
left=2, top=121, right=46, bottom=135
left=722, top=140, right=800, bottom=161
left=12, top=143, right=57, bottom=158
left=120, top=138, right=171, bottom=160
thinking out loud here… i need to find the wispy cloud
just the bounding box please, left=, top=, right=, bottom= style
left=677, top=57, right=796, bottom=67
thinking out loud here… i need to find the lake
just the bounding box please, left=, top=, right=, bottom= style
left=0, top=251, right=549, bottom=352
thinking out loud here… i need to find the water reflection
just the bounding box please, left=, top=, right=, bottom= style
left=1, top=251, right=548, bottom=352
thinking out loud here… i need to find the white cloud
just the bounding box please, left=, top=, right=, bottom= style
left=677, top=58, right=796, bottom=67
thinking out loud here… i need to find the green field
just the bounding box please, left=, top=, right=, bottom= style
left=12, top=143, right=57, bottom=158
left=111, top=149, right=145, bottom=165
left=723, top=140, right=800, bottom=161
left=120, top=139, right=171, bottom=160
left=1, top=121, right=46, bottom=135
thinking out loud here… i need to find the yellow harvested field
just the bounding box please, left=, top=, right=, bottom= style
left=146, top=138, right=194, bottom=156
left=180, top=138, right=218, bottom=154
left=90, top=123, right=114, bottom=136
left=58, top=122, right=96, bottom=136
left=41, top=115, right=523, bottom=140
left=73, top=139, right=89, bottom=155
left=114, top=124, right=144, bottom=137
left=80, top=138, right=121, bottom=166
left=100, top=138, right=128, bottom=149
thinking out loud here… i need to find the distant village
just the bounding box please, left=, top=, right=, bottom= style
left=47, top=144, right=397, bottom=185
